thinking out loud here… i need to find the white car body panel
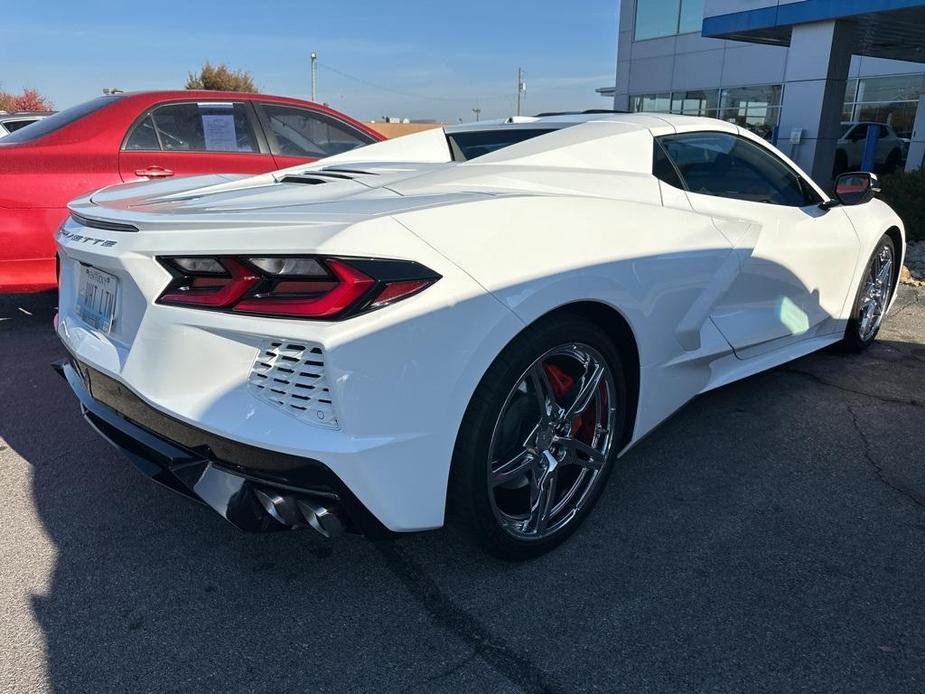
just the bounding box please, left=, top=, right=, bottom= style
left=687, top=192, right=860, bottom=355
left=55, top=113, right=905, bottom=532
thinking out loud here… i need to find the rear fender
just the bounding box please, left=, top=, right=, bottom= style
left=397, top=195, right=739, bottom=444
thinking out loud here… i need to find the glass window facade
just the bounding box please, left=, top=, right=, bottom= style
left=719, top=85, right=782, bottom=141
left=635, top=0, right=680, bottom=41
left=631, top=84, right=783, bottom=140
left=678, top=0, right=706, bottom=34
left=634, top=0, right=705, bottom=41
left=631, top=73, right=925, bottom=143
left=671, top=89, right=720, bottom=116
left=842, top=73, right=925, bottom=140
left=632, top=93, right=672, bottom=113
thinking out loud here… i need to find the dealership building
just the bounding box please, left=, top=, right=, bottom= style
left=601, top=0, right=925, bottom=183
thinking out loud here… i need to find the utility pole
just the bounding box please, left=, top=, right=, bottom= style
left=310, top=52, right=317, bottom=102
left=516, top=67, right=526, bottom=116
left=472, top=107, right=481, bottom=122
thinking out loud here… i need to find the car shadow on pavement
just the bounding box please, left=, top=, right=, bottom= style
left=3, top=288, right=925, bottom=692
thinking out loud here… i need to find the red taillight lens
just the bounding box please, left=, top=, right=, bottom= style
left=368, top=279, right=432, bottom=308
left=156, top=255, right=439, bottom=320
left=234, top=259, right=376, bottom=318
left=159, top=258, right=260, bottom=307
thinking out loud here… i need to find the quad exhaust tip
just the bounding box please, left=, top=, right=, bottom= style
left=254, top=488, right=345, bottom=538
left=52, top=358, right=354, bottom=538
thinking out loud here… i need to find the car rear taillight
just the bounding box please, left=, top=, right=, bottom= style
left=159, top=257, right=260, bottom=307
left=156, top=255, right=440, bottom=320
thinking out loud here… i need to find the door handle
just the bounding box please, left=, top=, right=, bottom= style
left=135, top=166, right=174, bottom=178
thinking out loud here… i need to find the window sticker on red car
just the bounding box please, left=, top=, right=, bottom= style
left=202, top=113, right=238, bottom=151
left=146, top=102, right=258, bottom=153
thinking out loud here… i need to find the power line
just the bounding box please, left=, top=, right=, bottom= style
left=315, top=61, right=509, bottom=104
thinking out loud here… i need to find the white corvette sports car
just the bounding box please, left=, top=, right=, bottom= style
left=55, top=112, right=905, bottom=558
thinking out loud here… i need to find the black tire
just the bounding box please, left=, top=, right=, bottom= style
left=842, top=234, right=896, bottom=352
left=448, top=314, right=627, bottom=560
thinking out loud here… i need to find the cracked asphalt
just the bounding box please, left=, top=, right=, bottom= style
left=1, top=286, right=923, bottom=693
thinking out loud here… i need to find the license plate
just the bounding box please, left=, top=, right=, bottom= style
left=76, top=265, right=119, bottom=333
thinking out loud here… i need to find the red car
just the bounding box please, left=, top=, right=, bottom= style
left=0, top=91, right=383, bottom=293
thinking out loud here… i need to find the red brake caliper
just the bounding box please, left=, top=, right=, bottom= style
left=542, top=362, right=573, bottom=400
left=543, top=362, right=598, bottom=442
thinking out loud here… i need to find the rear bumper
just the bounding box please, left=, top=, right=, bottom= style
left=54, top=357, right=392, bottom=538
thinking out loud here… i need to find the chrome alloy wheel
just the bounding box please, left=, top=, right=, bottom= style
left=486, top=343, right=618, bottom=541
left=858, top=244, right=894, bottom=341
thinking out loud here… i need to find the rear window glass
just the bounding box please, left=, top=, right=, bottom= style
left=653, top=140, right=684, bottom=189
left=124, top=102, right=259, bottom=152
left=258, top=103, right=374, bottom=157
left=1, top=96, right=119, bottom=143
left=447, top=128, right=555, bottom=161
left=4, top=119, right=41, bottom=133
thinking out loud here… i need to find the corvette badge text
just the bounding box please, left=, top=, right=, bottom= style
left=58, top=229, right=117, bottom=247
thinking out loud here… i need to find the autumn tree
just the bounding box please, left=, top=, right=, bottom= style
left=0, top=88, right=54, bottom=112
left=185, top=63, right=257, bottom=92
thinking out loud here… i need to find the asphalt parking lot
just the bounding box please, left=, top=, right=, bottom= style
left=1, top=287, right=923, bottom=693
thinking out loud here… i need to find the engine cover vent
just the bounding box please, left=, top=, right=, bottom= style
left=278, top=175, right=328, bottom=185
left=247, top=340, right=338, bottom=429
left=279, top=171, right=357, bottom=184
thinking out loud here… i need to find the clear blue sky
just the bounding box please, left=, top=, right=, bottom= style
left=0, top=0, right=619, bottom=122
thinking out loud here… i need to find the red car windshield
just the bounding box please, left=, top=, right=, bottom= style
left=1, top=95, right=121, bottom=143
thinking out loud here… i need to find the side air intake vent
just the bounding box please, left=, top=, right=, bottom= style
left=247, top=339, right=338, bottom=429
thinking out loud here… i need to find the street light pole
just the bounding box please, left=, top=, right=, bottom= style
left=516, top=67, right=526, bottom=116
left=472, top=107, right=481, bottom=121
left=311, top=52, right=317, bottom=102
